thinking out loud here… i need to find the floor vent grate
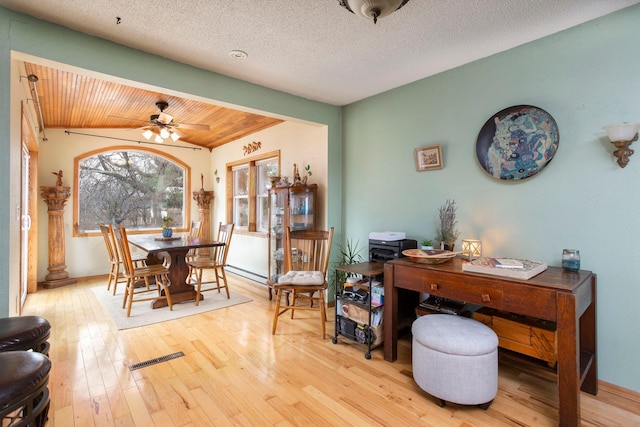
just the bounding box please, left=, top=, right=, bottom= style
left=129, top=351, right=185, bottom=371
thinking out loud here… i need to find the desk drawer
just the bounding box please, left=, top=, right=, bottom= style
left=426, top=279, right=503, bottom=309
left=394, top=266, right=504, bottom=308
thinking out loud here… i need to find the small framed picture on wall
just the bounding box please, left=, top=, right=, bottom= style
left=414, top=144, right=443, bottom=172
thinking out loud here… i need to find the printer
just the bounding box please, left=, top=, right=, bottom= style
left=369, top=232, right=417, bottom=263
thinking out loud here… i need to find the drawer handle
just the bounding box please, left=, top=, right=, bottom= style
left=430, top=283, right=438, bottom=291
left=481, top=294, right=491, bottom=302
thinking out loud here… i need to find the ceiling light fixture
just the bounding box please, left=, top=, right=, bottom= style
left=141, top=126, right=180, bottom=144
left=229, top=50, right=248, bottom=59
left=141, top=128, right=180, bottom=144
left=339, top=0, right=410, bottom=24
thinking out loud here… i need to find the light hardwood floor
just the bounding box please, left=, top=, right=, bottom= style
left=22, top=273, right=640, bottom=426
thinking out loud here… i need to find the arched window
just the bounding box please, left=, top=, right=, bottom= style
left=74, top=146, right=189, bottom=235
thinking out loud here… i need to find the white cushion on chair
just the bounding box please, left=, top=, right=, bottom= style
left=278, top=270, right=325, bottom=285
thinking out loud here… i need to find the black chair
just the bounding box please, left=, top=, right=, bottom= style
left=0, top=351, right=51, bottom=427
left=0, top=316, right=51, bottom=356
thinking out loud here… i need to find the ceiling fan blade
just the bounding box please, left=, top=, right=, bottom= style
left=175, top=122, right=210, bottom=131
left=126, top=125, right=152, bottom=131
left=108, top=115, right=150, bottom=124
left=170, top=127, right=187, bottom=138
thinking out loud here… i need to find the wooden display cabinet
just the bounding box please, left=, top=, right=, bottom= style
left=266, top=184, right=317, bottom=287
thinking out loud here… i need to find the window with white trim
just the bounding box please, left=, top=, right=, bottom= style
left=232, top=165, right=249, bottom=228
left=256, top=159, right=278, bottom=232
left=226, top=150, right=279, bottom=233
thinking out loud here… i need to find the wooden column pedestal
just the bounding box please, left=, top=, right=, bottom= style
left=39, top=185, right=76, bottom=289
left=192, top=187, right=214, bottom=260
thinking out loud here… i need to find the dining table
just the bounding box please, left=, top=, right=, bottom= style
left=127, top=235, right=225, bottom=308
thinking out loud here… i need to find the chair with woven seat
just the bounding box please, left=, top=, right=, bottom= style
left=187, top=222, right=234, bottom=305
left=270, top=227, right=334, bottom=338
left=99, top=222, right=146, bottom=295
left=113, top=225, right=173, bottom=317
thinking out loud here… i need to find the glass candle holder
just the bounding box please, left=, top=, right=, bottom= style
left=562, top=249, right=580, bottom=272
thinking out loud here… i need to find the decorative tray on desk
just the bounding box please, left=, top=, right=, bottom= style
left=154, top=236, right=181, bottom=241
left=402, top=249, right=457, bottom=264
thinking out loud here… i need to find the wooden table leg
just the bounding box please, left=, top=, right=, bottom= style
left=384, top=263, right=398, bottom=362
left=556, top=292, right=581, bottom=427
left=580, top=276, right=598, bottom=395
left=149, top=248, right=200, bottom=308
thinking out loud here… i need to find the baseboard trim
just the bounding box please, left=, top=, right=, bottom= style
left=598, top=380, right=640, bottom=404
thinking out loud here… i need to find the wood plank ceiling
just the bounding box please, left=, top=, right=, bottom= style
left=23, top=62, right=283, bottom=151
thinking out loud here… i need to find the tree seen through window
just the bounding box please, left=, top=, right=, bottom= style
left=77, top=150, right=186, bottom=233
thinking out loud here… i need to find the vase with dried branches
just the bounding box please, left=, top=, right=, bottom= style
left=434, top=199, right=460, bottom=251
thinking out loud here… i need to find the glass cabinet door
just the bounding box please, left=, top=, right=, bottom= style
left=289, top=190, right=315, bottom=231
left=268, top=189, right=287, bottom=282
left=267, top=184, right=317, bottom=283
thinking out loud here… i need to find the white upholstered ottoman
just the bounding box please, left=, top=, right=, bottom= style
left=412, top=314, right=499, bottom=409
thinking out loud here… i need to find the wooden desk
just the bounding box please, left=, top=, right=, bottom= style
left=383, top=257, right=597, bottom=427
left=128, top=235, right=224, bottom=307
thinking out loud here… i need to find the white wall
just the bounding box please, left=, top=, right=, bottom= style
left=211, top=120, right=329, bottom=280
left=35, top=121, right=327, bottom=282
left=36, top=128, right=212, bottom=280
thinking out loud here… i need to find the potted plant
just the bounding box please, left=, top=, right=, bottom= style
left=302, top=164, right=312, bottom=185
left=161, top=216, right=173, bottom=238
left=332, top=238, right=363, bottom=297
left=420, top=239, right=434, bottom=250
left=434, top=199, right=460, bottom=251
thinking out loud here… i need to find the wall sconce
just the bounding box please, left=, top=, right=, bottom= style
left=461, top=239, right=482, bottom=260
left=602, top=123, right=640, bottom=168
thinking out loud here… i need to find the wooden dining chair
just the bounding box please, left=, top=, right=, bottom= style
left=185, top=220, right=202, bottom=281
left=99, top=222, right=146, bottom=295
left=113, top=225, right=173, bottom=317
left=270, top=227, right=334, bottom=338
left=187, top=222, right=234, bottom=305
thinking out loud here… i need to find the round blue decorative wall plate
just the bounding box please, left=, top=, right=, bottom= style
left=476, top=105, right=559, bottom=180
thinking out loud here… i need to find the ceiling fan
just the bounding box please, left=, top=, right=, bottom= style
left=110, top=101, right=210, bottom=143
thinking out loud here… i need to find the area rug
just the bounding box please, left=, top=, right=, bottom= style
left=91, top=285, right=252, bottom=330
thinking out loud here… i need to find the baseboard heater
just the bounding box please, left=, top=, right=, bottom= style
left=226, top=265, right=266, bottom=285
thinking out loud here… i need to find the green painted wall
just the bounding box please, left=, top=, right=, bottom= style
left=342, top=5, right=640, bottom=392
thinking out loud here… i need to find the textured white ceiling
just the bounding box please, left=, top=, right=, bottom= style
left=1, top=0, right=638, bottom=106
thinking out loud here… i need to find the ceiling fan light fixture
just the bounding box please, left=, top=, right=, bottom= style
left=170, top=131, right=180, bottom=142
left=160, top=128, right=170, bottom=139
left=142, top=129, right=154, bottom=140
left=154, top=134, right=164, bottom=144
left=339, top=0, right=410, bottom=24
